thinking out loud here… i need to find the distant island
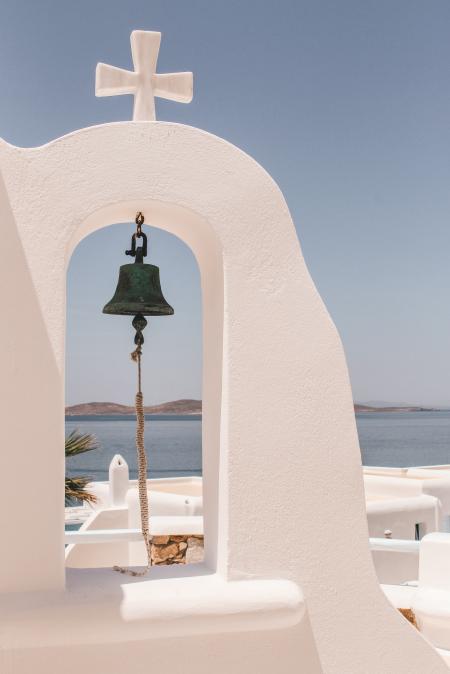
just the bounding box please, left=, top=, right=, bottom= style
left=354, top=403, right=436, bottom=413
left=66, top=399, right=437, bottom=417
left=65, top=399, right=202, bottom=416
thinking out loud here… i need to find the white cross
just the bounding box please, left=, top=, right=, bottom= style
left=95, top=30, right=193, bottom=121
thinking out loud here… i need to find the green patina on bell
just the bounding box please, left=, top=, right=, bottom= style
left=103, top=229, right=174, bottom=317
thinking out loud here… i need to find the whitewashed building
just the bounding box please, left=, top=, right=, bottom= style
left=1, top=29, right=450, bottom=674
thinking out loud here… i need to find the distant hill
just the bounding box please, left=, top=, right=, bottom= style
left=354, top=403, right=435, bottom=413
left=65, top=399, right=202, bottom=416
left=360, top=400, right=414, bottom=408
left=66, top=399, right=433, bottom=417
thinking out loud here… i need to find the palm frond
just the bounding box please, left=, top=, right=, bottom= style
left=65, top=430, right=99, bottom=505
left=65, top=430, right=99, bottom=458
left=65, top=476, right=97, bottom=505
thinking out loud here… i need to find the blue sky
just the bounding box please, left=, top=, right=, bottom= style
left=1, top=1, right=450, bottom=406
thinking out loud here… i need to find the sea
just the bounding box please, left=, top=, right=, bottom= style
left=65, top=410, right=450, bottom=481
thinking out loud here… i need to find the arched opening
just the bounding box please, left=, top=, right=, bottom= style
left=64, top=201, right=224, bottom=573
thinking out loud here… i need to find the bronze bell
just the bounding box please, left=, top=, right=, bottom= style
left=103, top=230, right=174, bottom=317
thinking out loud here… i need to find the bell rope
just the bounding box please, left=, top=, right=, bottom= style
left=112, top=216, right=153, bottom=576
left=113, top=336, right=152, bottom=576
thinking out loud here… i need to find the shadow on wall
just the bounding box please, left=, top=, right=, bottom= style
left=0, top=171, right=64, bottom=592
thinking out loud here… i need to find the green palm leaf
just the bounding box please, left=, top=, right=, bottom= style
left=65, top=430, right=99, bottom=505
left=65, top=430, right=99, bottom=458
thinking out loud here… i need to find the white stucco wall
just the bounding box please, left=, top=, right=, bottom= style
left=0, top=122, right=447, bottom=673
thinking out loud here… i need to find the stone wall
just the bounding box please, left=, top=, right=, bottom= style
left=151, top=535, right=204, bottom=565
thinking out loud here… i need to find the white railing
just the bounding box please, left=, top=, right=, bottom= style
left=65, top=528, right=142, bottom=545
left=369, top=537, right=420, bottom=554
left=66, top=533, right=417, bottom=548
left=65, top=514, right=203, bottom=545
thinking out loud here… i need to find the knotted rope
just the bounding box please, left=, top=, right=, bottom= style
left=113, top=345, right=152, bottom=576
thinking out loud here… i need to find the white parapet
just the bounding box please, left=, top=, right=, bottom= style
left=370, top=537, right=421, bottom=585
left=411, top=533, right=450, bottom=651
left=364, top=469, right=450, bottom=533
left=366, top=494, right=439, bottom=540
left=126, top=490, right=203, bottom=566
left=381, top=533, right=450, bottom=654
left=366, top=488, right=441, bottom=585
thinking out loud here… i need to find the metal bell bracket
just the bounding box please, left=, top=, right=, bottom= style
left=129, top=214, right=148, bottom=348
left=126, top=212, right=148, bottom=263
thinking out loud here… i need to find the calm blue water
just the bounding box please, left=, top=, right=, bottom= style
left=65, top=411, right=450, bottom=479
left=358, top=410, right=450, bottom=467
left=65, top=415, right=202, bottom=481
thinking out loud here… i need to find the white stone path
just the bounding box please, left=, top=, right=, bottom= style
left=95, top=30, right=193, bottom=121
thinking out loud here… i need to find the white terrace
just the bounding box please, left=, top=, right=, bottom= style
left=62, top=449, right=450, bottom=664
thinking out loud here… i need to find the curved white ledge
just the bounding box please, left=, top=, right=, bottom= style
left=0, top=567, right=304, bottom=649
